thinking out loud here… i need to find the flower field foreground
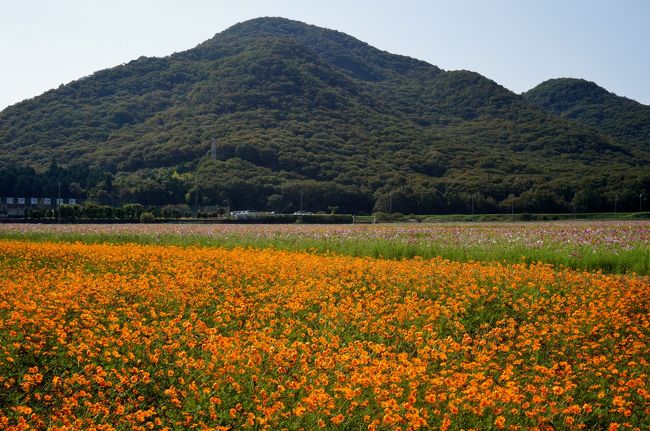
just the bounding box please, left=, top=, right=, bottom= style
left=0, top=241, right=648, bottom=430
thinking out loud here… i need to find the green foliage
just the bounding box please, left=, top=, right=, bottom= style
left=1, top=19, right=649, bottom=214
left=523, top=78, right=650, bottom=151
left=57, top=204, right=81, bottom=219
left=121, top=203, right=145, bottom=219
left=139, top=212, right=156, bottom=223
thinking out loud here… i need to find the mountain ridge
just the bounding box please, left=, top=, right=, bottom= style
left=523, top=77, right=650, bottom=151
left=1, top=17, right=648, bottom=214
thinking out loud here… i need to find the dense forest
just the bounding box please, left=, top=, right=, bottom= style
left=523, top=78, right=650, bottom=152
left=1, top=17, right=648, bottom=214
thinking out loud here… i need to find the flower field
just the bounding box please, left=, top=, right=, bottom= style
left=1, top=240, right=648, bottom=430
left=1, top=221, right=649, bottom=274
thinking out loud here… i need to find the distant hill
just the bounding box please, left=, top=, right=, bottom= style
left=1, top=17, right=648, bottom=214
left=523, top=78, right=650, bottom=151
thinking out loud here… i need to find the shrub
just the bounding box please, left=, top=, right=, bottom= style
left=139, top=212, right=156, bottom=223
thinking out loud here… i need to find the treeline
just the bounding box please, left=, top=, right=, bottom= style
left=0, top=161, right=111, bottom=201
left=21, top=202, right=355, bottom=224
left=25, top=203, right=170, bottom=221
left=2, top=162, right=649, bottom=215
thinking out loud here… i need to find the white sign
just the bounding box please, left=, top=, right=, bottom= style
left=56, top=198, right=64, bottom=205
left=18, top=198, right=25, bottom=205
left=31, top=198, right=38, bottom=205
left=68, top=198, right=76, bottom=205
left=6, top=197, right=14, bottom=204
left=43, top=198, right=51, bottom=205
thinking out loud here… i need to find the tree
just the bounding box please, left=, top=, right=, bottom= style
left=572, top=188, right=604, bottom=213
left=14, top=175, right=32, bottom=197
left=267, top=194, right=285, bottom=212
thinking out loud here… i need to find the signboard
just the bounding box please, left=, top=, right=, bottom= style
left=6, top=197, right=14, bottom=204
left=43, top=198, right=51, bottom=205
left=31, top=198, right=38, bottom=205
left=18, top=198, right=25, bottom=205
left=56, top=198, right=64, bottom=205
left=68, top=198, right=76, bottom=205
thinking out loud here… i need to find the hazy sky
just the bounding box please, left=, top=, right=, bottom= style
left=1, top=0, right=649, bottom=111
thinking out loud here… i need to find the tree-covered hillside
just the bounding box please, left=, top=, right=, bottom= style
left=523, top=78, right=650, bottom=151
left=1, top=18, right=648, bottom=214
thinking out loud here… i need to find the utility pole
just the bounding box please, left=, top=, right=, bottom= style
left=388, top=193, right=392, bottom=215
left=57, top=180, right=61, bottom=224
left=195, top=176, right=199, bottom=218
left=641, top=193, right=644, bottom=213
left=573, top=192, right=577, bottom=219
left=300, top=189, right=304, bottom=212
left=614, top=193, right=618, bottom=215
left=195, top=138, right=214, bottom=219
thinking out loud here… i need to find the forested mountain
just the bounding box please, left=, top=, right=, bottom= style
left=523, top=78, right=650, bottom=152
left=1, top=17, right=649, bottom=214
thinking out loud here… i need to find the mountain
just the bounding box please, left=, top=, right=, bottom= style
left=523, top=78, right=650, bottom=151
left=1, top=17, right=648, bottom=214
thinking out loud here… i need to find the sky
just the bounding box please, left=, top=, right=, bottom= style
left=1, top=0, right=649, bottom=111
